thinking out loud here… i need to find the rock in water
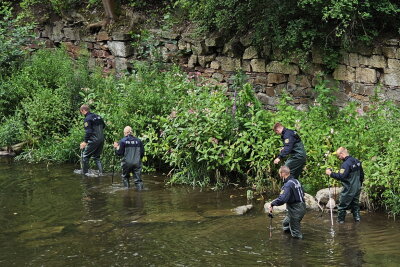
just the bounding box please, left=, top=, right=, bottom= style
left=232, top=204, right=253, bottom=215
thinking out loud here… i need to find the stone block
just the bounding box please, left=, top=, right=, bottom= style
left=384, top=69, right=400, bottom=86
left=107, top=41, right=134, bottom=57
left=267, top=73, right=287, bottom=84
left=165, top=43, right=178, bottom=51
left=192, top=41, right=208, bottom=55
left=356, top=68, right=377, bottom=84
left=115, top=57, right=128, bottom=72
left=52, top=21, right=64, bottom=42
left=265, top=87, right=275, bottom=97
left=348, top=53, right=359, bottom=67
left=250, top=59, right=266, bottom=72
left=333, top=64, right=355, bottom=82
left=257, top=93, right=275, bottom=105
left=112, top=32, right=132, bottom=41
left=82, top=36, right=96, bottom=42
left=262, top=44, right=271, bottom=58
left=63, top=28, right=79, bottom=40
left=388, top=59, right=400, bottom=69
left=177, top=39, right=187, bottom=50
left=160, top=30, right=180, bottom=40
left=216, top=57, right=241, bottom=72
left=266, top=61, right=299, bottom=75
left=205, top=34, right=224, bottom=47
left=255, top=75, right=268, bottom=84
left=383, top=39, right=399, bottom=46
left=358, top=55, right=386, bottom=68
left=382, top=47, right=397, bottom=58
left=210, top=60, right=220, bottom=70
left=97, top=31, right=110, bottom=41
left=188, top=55, right=197, bottom=68
left=243, top=46, right=258, bottom=60
left=288, top=75, right=311, bottom=87
left=242, top=60, right=251, bottom=72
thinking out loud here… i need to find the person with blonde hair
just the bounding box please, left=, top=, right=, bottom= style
left=326, top=147, right=364, bottom=223
left=113, top=126, right=144, bottom=190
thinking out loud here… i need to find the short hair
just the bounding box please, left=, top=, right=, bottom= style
left=279, top=165, right=290, bottom=175
left=80, top=104, right=90, bottom=112
left=124, top=126, right=132, bottom=135
left=336, top=147, right=349, bottom=155
left=273, top=122, right=283, bottom=131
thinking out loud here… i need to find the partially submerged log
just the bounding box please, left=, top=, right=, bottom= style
left=0, top=141, right=27, bottom=156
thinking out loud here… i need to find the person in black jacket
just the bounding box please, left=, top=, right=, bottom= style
left=269, top=165, right=307, bottom=239
left=113, top=126, right=144, bottom=190
left=273, top=123, right=307, bottom=179
left=80, top=104, right=105, bottom=176
left=326, top=147, right=364, bottom=223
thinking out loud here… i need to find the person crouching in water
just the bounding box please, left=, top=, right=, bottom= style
left=269, top=166, right=307, bottom=239
left=113, top=126, right=145, bottom=190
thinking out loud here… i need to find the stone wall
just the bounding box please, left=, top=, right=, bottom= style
left=36, top=20, right=400, bottom=109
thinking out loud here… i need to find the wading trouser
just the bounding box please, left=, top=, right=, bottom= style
left=338, top=189, right=361, bottom=222
left=282, top=202, right=306, bottom=239
left=285, top=156, right=306, bottom=180
left=82, top=140, right=104, bottom=175
left=122, top=164, right=143, bottom=190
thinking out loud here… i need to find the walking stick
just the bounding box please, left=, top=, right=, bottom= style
left=111, top=150, right=116, bottom=185
left=327, top=174, right=334, bottom=227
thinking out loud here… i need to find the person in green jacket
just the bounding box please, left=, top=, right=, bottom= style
left=325, top=147, right=364, bottom=223
left=273, top=123, right=307, bottom=179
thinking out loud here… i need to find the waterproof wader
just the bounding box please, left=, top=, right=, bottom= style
left=282, top=202, right=306, bottom=239
left=338, top=188, right=361, bottom=222
left=82, top=140, right=104, bottom=175
left=122, top=164, right=143, bottom=190
left=285, top=141, right=306, bottom=179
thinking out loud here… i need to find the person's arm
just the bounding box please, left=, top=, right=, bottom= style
left=115, top=140, right=125, bottom=156
left=271, top=185, right=291, bottom=207
left=330, top=161, right=351, bottom=181
left=84, top=119, right=94, bottom=142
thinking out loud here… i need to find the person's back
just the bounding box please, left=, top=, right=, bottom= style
left=85, top=112, right=105, bottom=142
left=122, top=135, right=143, bottom=168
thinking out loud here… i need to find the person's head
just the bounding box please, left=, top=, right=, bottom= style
left=273, top=122, right=284, bottom=135
left=336, top=147, right=349, bottom=160
left=279, top=165, right=291, bottom=180
left=123, top=126, right=133, bottom=136
left=80, top=104, right=90, bottom=115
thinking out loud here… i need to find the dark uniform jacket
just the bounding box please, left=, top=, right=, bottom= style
left=83, top=112, right=105, bottom=143
left=278, top=128, right=306, bottom=159
left=116, top=135, right=144, bottom=167
left=330, top=156, right=364, bottom=197
left=271, top=175, right=305, bottom=207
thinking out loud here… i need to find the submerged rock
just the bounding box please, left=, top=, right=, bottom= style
left=264, top=202, right=286, bottom=213
left=232, top=204, right=253, bottom=215
left=304, top=193, right=319, bottom=211
left=316, top=187, right=341, bottom=204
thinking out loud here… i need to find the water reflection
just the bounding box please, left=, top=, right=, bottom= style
left=0, top=161, right=399, bottom=266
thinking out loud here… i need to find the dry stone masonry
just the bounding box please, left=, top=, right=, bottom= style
left=36, top=20, right=400, bottom=109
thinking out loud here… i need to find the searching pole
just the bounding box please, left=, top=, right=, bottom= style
left=327, top=181, right=334, bottom=226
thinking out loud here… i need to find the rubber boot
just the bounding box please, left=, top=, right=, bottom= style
left=352, top=208, right=361, bottom=222
left=337, top=210, right=346, bottom=223
left=82, top=158, right=90, bottom=176
left=122, top=177, right=130, bottom=188
left=95, top=160, right=103, bottom=176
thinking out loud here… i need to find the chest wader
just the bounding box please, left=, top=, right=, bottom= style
left=121, top=145, right=143, bottom=190
left=282, top=179, right=306, bottom=239
left=82, top=124, right=104, bottom=175
left=284, top=141, right=306, bottom=179
left=338, top=170, right=362, bottom=223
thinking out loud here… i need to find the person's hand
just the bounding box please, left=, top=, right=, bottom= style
left=80, top=142, right=87, bottom=149
left=269, top=206, right=273, bottom=214
left=113, top=142, right=119, bottom=149
left=325, top=168, right=332, bottom=176
left=273, top=158, right=280, bottom=164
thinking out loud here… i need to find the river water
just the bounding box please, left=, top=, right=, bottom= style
left=0, top=157, right=399, bottom=266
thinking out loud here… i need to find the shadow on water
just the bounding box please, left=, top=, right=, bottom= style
left=0, top=158, right=399, bottom=266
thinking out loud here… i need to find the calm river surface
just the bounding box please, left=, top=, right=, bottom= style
left=1, top=157, right=399, bottom=266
